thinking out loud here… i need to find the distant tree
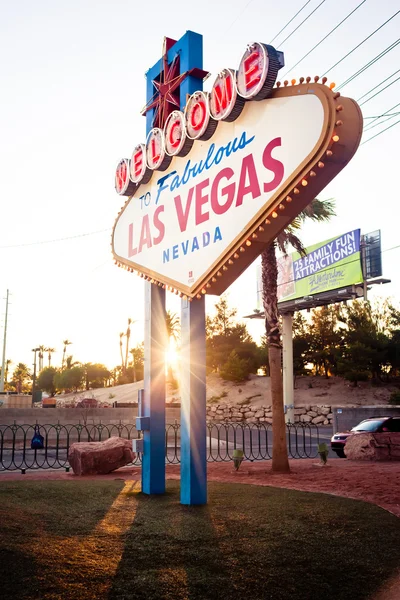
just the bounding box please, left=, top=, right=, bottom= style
left=166, top=311, right=180, bottom=343
left=206, top=296, right=237, bottom=338
left=55, top=366, right=85, bottom=392
left=206, top=295, right=260, bottom=375
left=84, top=363, right=111, bottom=390
left=220, top=351, right=252, bottom=383
left=46, top=347, right=56, bottom=368
left=129, top=344, right=144, bottom=383
left=307, top=306, right=342, bottom=377
left=125, top=318, right=135, bottom=373
left=37, top=367, right=58, bottom=396
left=119, top=332, right=125, bottom=374
left=339, top=300, right=390, bottom=381
left=11, top=363, right=31, bottom=393
left=38, top=345, right=46, bottom=372
left=337, top=342, right=375, bottom=386
left=5, top=359, right=12, bottom=388
left=62, top=340, right=72, bottom=370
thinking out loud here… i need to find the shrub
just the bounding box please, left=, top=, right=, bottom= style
left=220, top=351, right=251, bottom=383
left=389, top=391, right=400, bottom=405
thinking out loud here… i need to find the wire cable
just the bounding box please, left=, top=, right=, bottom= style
left=361, top=116, right=400, bottom=145
left=0, top=228, right=111, bottom=249
left=357, top=68, right=400, bottom=102
left=223, top=0, right=255, bottom=34
left=363, top=111, right=400, bottom=133
left=276, top=0, right=328, bottom=47
left=321, top=10, right=400, bottom=77
left=363, top=102, right=400, bottom=129
left=281, top=0, right=368, bottom=77
left=335, top=39, right=400, bottom=91
left=359, top=73, right=400, bottom=106
left=269, top=0, right=313, bottom=44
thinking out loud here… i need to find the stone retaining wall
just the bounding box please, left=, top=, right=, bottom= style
left=206, top=404, right=333, bottom=425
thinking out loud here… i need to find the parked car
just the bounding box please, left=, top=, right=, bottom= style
left=331, top=416, right=400, bottom=458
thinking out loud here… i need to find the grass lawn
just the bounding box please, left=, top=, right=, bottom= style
left=0, top=480, right=399, bottom=600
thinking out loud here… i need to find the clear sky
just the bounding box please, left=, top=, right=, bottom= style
left=1, top=0, right=399, bottom=372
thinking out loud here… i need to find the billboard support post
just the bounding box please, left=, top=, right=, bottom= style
left=361, top=235, right=368, bottom=301
left=282, top=313, right=294, bottom=424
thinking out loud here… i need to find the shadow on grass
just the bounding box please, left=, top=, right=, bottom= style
left=109, top=481, right=400, bottom=600
left=1, top=480, right=400, bottom=600
left=0, top=480, right=127, bottom=599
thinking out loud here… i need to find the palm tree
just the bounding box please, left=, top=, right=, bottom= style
left=65, top=355, right=79, bottom=370
left=119, top=332, right=125, bottom=374
left=129, top=344, right=144, bottom=383
left=46, top=347, right=56, bottom=368
left=62, top=340, right=72, bottom=371
left=261, top=198, right=335, bottom=473
left=125, top=318, right=136, bottom=373
left=38, top=345, right=46, bottom=372
left=5, top=359, right=12, bottom=386
left=12, top=363, right=31, bottom=393
left=166, top=311, right=180, bottom=343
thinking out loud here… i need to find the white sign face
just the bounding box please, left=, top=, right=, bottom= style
left=113, top=93, right=325, bottom=292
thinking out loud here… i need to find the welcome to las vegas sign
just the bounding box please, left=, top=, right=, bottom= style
left=112, top=42, right=363, bottom=299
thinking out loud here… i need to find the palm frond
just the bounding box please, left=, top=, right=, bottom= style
left=298, top=198, right=336, bottom=223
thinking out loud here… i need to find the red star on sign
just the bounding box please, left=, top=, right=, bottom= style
left=142, top=37, right=208, bottom=129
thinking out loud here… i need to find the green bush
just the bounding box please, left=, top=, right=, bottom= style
left=220, top=351, right=251, bottom=383
left=389, top=390, right=400, bottom=405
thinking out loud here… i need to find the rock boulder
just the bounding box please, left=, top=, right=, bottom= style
left=68, top=437, right=135, bottom=475
left=345, top=432, right=400, bottom=461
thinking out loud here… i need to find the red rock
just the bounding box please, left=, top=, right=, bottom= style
left=68, top=437, right=135, bottom=475
left=345, top=432, right=400, bottom=461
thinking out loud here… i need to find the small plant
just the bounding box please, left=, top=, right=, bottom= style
left=318, top=443, right=329, bottom=465
left=233, top=448, right=244, bottom=471
left=389, top=390, right=400, bottom=405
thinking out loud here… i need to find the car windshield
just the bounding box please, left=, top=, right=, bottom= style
left=352, top=420, right=386, bottom=432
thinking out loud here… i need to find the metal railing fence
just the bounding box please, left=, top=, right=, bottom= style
left=0, top=421, right=320, bottom=472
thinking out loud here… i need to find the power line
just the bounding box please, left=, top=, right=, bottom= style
left=363, top=102, right=400, bottom=129
left=359, top=73, right=400, bottom=106
left=361, top=116, right=400, bottom=145
left=0, top=228, right=111, bottom=249
left=276, top=0, right=328, bottom=47
left=357, top=68, right=400, bottom=102
left=321, top=10, right=400, bottom=77
left=223, top=0, right=255, bottom=34
left=363, top=112, right=400, bottom=133
left=269, top=0, right=313, bottom=45
left=281, top=0, right=368, bottom=77
left=335, top=39, right=400, bottom=91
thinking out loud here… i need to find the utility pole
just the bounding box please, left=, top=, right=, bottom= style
left=0, top=289, right=10, bottom=393
left=31, top=347, right=40, bottom=403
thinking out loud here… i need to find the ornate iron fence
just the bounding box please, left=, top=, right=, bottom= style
left=0, top=421, right=320, bottom=472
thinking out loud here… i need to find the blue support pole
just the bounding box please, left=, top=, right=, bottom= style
left=180, top=296, right=207, bottom=505
left=141, top=283, right=166, bottom=495
left=141, top=30, right=206, bottom=501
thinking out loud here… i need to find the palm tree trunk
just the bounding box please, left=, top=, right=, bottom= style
left=261, top=243, right=290, bottom=473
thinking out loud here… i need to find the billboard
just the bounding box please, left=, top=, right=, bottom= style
left=256, top=229, right=363, bottom=308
